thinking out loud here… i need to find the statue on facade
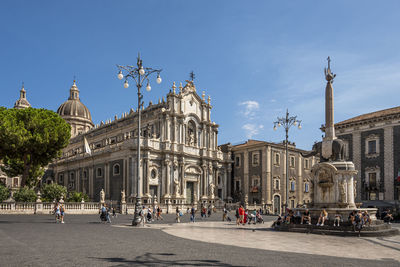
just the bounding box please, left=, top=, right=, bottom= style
left=100, top=189, right=105, bottom=203
left=121, top=190, right=126, bottom=203
left=174, top=179, right=180, bottom=196
left=209, top=183, right=215, bottom=198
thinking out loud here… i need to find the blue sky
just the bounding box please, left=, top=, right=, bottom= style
left=1, top=1, right=400, bottom=150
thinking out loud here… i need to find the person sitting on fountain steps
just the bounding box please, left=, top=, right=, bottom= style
left=316, top=209, right=328, bottom=226
left=301, top=209, right=311, bottom=225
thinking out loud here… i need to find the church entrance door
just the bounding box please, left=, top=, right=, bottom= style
left=273, top=195, right=281, bottom=215
left=186, top=182, right=194, bottom=204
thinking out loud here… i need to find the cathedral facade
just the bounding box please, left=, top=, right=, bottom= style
left=49, top=79, right=232, bottom=207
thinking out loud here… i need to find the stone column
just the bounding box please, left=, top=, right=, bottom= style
left=123, top=158, right=127, bottom=194
left=144, top=158, right=149, bottom=197
left=202, top=164, right=207, bottom=198
left=227, top=166, right=232, bottom=200
left=352, top=132, right=362, bottom=202
left=179, top=162, right=185, bottom=197
left=164, top=159, right=171, bottom=197
left=384, top=126, right=394, bottom=200
left=166, top=115, right=170, bottom=141
left=265, top=146, right=272, bottom=205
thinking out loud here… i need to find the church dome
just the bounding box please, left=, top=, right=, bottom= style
left=57, top=81, right=94, bottom=137
left=57, top=80, right=92, bottom=121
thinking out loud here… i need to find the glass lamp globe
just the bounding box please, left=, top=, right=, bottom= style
left=293, top=121, right=297, bottom=126
left=118, top=71, right=123, bottom=80
left=124, top=81, right=129, bottom=88
left=146, top=83, right=151, bottom=92
left=156, top=75, right=162, bottom=84
left=139, top=67, right=145, bottom=75
left=278, top=122, right=281, bottom=127
left=298, top=124, right=302, bottom=129
left=273, top=125, right=277, bottom=131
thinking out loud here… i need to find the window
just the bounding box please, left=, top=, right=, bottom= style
left=305, top=183, right=309, bottom=193
left=83, top=171, right=87, bottom=179
left=368, top=140, right=376, bottom=154
left=274, top=179, right=280, bottom=190
left=113, top=164, right=120, bottom=175
left=252, top=153, right=259, bottom=166
left=59, top=174, right=64, bottom=184
left=235, top=156, right=241, bottom=167
left=13, top=178, right=18, bottom=187
left=365, top=135, right=379, bottom=156
left=97, top=168, right=102, bottom=177
left=369, top=173, right=377, bottom=188
left=290, top=181, right=295, bottom=191
left=218, top=175, right=221, bottom=185
left=110, top=137, right=116, bottom=144
left=274, top=153, right=280, bottom=165
left=304, top=159, right=309, bottom=169
left=70, top=172, right=75, bottom=182
left=290, top=156, right=295, bottom=168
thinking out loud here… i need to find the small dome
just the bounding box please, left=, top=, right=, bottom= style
left=57, top=80, right=94, bottom=125
left=14, top=84, right=31, bottom=109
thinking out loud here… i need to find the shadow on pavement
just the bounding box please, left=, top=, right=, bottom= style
left=90, top=252, right=241, bottom=266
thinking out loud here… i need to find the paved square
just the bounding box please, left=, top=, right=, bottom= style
left=0, top=213, right=399, bottom=266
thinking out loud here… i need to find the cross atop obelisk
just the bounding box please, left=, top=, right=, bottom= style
left=324, top=57, right=336, bottom=141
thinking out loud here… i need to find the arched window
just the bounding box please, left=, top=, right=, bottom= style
left=113, top=164, right=120, bottom=175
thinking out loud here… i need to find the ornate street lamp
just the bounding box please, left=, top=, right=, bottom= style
left=116, top=54, right=162, bottom=226
left=273, top=109, right=301, bottom=215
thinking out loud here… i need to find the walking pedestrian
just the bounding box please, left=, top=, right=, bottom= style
left=239, top=205, right=245, bottom=225
left=222, top=207, right=227, bottom=221
left=54, top=202, right=61, bottom=223
left=190, top=206, right=196, bottom=222
left=235, top=207, right=240, bottom=226
left=176, top=206, right=180, bottom=223
left=60, top=204, right=65, bottom=224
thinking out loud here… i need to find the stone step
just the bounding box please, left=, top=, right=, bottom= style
left=285, top=223, right=391, bottom=231
left=275, top=225, right=399, bottom=237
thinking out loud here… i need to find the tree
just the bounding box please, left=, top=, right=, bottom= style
left=41, top=183, right=67, bottom=202
left=67, top=191, right=89, bottom=202
left=13, top=186, right=37, bottom=202
left=0, top=107, right=71, bottom=188
left=0, top=184, right=10, bottom=202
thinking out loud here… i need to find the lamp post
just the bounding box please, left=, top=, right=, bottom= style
left=273, top=109, right=301, bottom=215
left=117, top=54, right=162, bottom=226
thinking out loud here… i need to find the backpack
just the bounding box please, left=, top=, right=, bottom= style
left=60, top=206, right=64, bottom=213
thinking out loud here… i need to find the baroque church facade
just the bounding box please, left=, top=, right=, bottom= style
left=49, top=79, right=232, bottom=207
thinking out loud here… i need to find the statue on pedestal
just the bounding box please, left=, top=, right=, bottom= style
left=121, top=190, right=126, bottom=204
left=174, top=180, right=180, bottom=196
left=209, top=183, right=215, bottom=198
left=100, top=189, right=105, bottom=203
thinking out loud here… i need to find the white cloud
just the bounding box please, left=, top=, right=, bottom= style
left=238, top=100, right=260, bottom=119
left=242, top=124, right=264, bottom=139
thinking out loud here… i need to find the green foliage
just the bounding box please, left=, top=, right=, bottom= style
left=13, top=186, right=37, bottom=202
left=67, top=191, right=89, bottom=202
left=0, top=184, right=10, bottom=202
left=0, top=107, right=71, bottom=188
left=40, top=183, right=67, bottom=202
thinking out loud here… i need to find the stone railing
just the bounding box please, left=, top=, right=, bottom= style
left=0, top=201, right=101, bottom=215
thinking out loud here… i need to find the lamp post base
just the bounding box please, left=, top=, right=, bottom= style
left=132, top=197, right=142, bottom=226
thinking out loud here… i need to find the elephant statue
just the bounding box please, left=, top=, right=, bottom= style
left=302, top=139, right=346, bottom=162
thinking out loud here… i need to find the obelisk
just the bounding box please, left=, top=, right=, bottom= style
left=324, top=57, right=336, bottom=141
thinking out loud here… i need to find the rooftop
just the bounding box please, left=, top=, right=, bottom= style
left=336, top=106, right=400, bottom=127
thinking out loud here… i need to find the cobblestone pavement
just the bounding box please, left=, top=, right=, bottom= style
left=0, top=213, right=399, bottom=267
